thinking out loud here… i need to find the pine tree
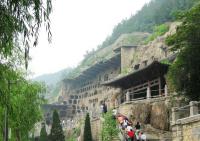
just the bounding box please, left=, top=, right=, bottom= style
left=83, top=113, right=92, bottom=141
left=49, top=110, right=65, bottom=141
left=40, top=123, right=48, bottom=141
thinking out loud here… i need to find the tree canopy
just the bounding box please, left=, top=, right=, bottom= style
left=0, top=0, right=52, bottom=68
left=166, top=2, right=200, bottom=100
left=0, top=0, right=52, bottom=140
left=0, top=66, right=46, bottom=141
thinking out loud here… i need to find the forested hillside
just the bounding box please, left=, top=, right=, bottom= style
left=100, top=0, right=196, bottom=48
left=33, top=68, right=72, bottom=100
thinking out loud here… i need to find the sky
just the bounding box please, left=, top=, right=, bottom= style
left=29, top=0, right=151, bottom=77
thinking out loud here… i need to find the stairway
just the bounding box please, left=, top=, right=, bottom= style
left=112, top=136, right=121, bottom=141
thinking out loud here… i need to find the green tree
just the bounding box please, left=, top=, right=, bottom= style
left=83, top=113, right=92, bottom=141
left=166, top=3, right=200, bottom=100
left=0, top=0, right=52, bottom=68
left=0, top=65, right=46, bottom=141
left=40, top=123, right=48, bottom=141
left=49, top=110, right=65, bottom=141
left=101, top=111, right=119, bottom=141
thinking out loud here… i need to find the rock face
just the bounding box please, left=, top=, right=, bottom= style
left=118, top=98, right=171, bottom=136
left=150, top=101, right=170, bottom=131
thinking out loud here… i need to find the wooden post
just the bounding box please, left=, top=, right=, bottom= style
left=126, top=91, right=130, bottom=102
left=158, top=77, right=162, bottom=96
left=147, top=81, right=151, bottom=99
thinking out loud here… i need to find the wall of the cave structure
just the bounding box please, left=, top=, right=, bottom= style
left=61, top=65, right=121, bottom=116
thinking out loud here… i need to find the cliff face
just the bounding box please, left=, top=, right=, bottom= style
left=119, top=98, right=171, bottom=131
left=59, top=22, right=180, bottom=141
left=118, top=98, right=172, bottom=140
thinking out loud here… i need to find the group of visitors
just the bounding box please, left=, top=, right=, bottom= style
left=116, top=114, right=147, bottom=141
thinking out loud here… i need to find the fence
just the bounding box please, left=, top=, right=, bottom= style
left=171, top=101, right=200, bottom=124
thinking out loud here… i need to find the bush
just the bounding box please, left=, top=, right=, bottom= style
left=101, top=111, right=119, bottom=141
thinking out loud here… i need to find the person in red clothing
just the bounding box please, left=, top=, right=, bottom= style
left=127, top=129, right=134, bottom=141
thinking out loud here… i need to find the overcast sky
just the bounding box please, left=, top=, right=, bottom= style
left=29, top=0, right=151, bottom=77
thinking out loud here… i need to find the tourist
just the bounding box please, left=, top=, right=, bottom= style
left=135, top=130, right=140, bottom=141
left=102, top=102, right=107, bottom=113
left=126, top=125, right=133, bottom=131
left=135, top=121, right=141, bottom=130
left=100, top=103, right=104, bottom=113
left=126, top=129, right=134, bottom=141
left=140, top=132, right=147, bottom=141
left=122, top=118, right=128, bottom=129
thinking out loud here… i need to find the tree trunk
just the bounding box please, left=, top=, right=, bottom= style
left=15, top=130, right=21, bottom=141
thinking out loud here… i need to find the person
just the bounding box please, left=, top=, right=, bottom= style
left=102, top=102, right=107, bottom=113
left=140, top=132, right=147, bottom=141
left=126, top=125, right=133, bottom=131
left=122, top=119, right=128, bottom=129
left=135, top=121, right=141, bottom=130
left=127, top=129, right=134, bottom=141
left=100, top=103, right=104, bottom=113
left=135, top=130, right=140, bottom=141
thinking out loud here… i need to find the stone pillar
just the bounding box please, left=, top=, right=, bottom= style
left=172, top=107, right=179, bottom=124
left=164, top=84, right=168, bottom=97
left=147, top=87, right=151, bottom=99
left=126, top=91, right=130, bottom=102
left=190, top=101, right=198, bottom=116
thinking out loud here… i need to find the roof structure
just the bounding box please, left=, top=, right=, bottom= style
left=65, top=53, right=121, bottom=82
left=102, top=61, right=169, bottom=89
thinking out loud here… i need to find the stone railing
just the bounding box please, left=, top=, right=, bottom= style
left=171, top=101, right=200, bottom=125
left=171, top=101, right=200, bottom=141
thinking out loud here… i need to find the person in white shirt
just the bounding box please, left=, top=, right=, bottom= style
left=140, top=132, right=147, bottom=141
left=126, top=125, right=133, bottom=131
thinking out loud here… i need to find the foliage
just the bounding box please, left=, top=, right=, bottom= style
left=145, top=24, right=169, bottom=44
left=0, top=65, right=46, bottom=141
left=40, top=124, right=48, bottom=141
left=160, top=59, right=171, bottom=65
left=166, top=2, right=200, bottom=100
left=83, top=113, right=92, bottom=141
left=101, top=111, right=119, bottom=141
left=0, top=0, right=52, bottom=68
left=49, top=110, right=65, bottom=141
left=100, top=0, right=196, bottom=49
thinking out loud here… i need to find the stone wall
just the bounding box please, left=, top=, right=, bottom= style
left=91, top=119, right=101, bottom=141
left=172, top=115, right=200, bottom=141
left=121, top=46, right=136, bottom=71
left=171, top=101, right=200, bottom=141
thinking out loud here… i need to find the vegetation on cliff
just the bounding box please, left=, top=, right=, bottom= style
left=83, top=113, right=92, bottom=141
left=144, top=23, right=169, bottom=44
left=100, top=0, right=196, bottom=49
left=101, top=111, right=119, bottom=141
left=166, top=2, right=200, bottom=100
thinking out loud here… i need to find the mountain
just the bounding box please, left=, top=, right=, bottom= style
left=33, top=68, right=72, bottom=101
left=33, top=68, right=72, bottom=86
